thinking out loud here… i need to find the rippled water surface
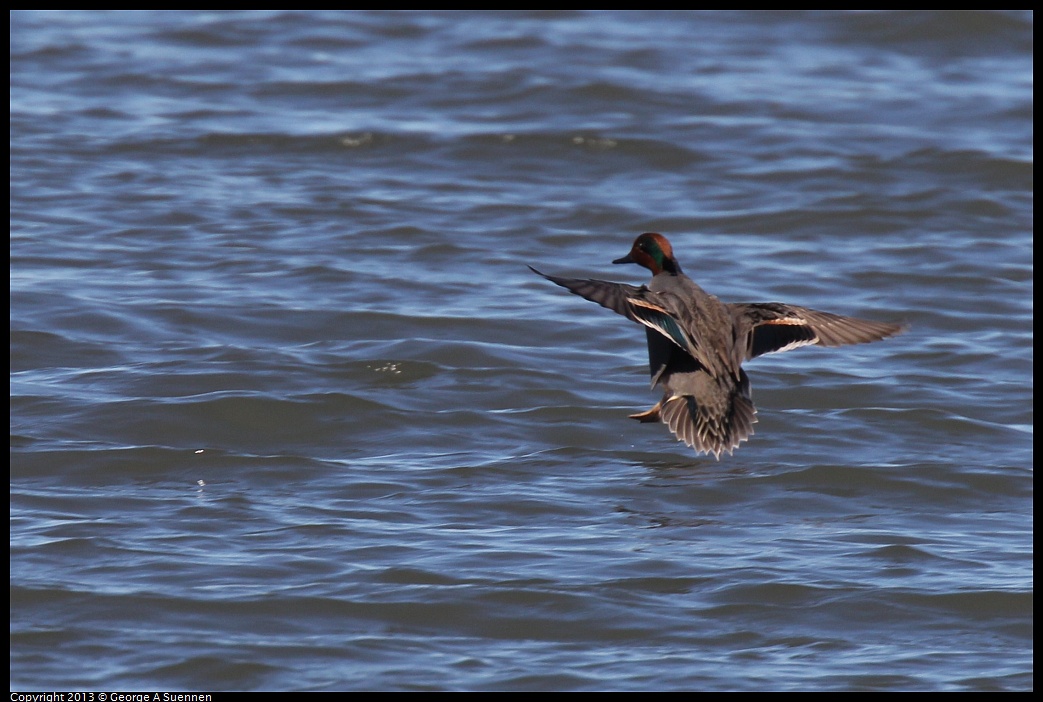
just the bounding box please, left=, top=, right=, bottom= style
left=10, top=10, right=1032, bottom=691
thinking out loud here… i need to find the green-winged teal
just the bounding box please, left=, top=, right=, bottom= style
left=531, top=232, right=906, bottom=458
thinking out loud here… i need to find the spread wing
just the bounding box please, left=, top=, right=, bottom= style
left=530, top=267, right=693, bottom=384
left=731, top=302, right=907, bottom=360
left=622, top=294, right=711, bottom=371
left=528, top=266, right=644, bottom=322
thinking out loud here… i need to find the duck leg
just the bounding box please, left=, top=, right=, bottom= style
left=629, top=400, right=663, bottom=423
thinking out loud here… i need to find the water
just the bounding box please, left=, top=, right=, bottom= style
left=10, top=10, right=1032, bottom=691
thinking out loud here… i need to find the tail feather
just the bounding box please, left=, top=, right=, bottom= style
left=657, top=384, right=757, bottom=460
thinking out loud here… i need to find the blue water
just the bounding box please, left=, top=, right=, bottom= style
left=10, top=10, right=1032, bottom=691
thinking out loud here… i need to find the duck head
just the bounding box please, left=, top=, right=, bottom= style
left=612, top=232, right=682, bottom=275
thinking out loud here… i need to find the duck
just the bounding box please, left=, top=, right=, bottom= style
left=530, top=232, right=906, bottom=458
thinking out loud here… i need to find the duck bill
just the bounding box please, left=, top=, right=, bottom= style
left=612, top=253, right=636, bottom=265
